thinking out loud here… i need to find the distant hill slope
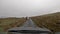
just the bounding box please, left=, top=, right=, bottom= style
left=0, top=17, right=26, bottom=32
left=31, top=12, right=60, bottom=32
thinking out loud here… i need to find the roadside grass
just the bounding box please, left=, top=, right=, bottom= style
left=0, top=17, right=26, bottom=32
left=31, top=12, right=60, bottom=32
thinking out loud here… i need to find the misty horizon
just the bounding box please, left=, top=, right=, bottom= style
left=0, top=0, right=60, bottom=18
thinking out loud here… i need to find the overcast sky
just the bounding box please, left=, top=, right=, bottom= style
left=0, top=0, right=60, bottom=17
